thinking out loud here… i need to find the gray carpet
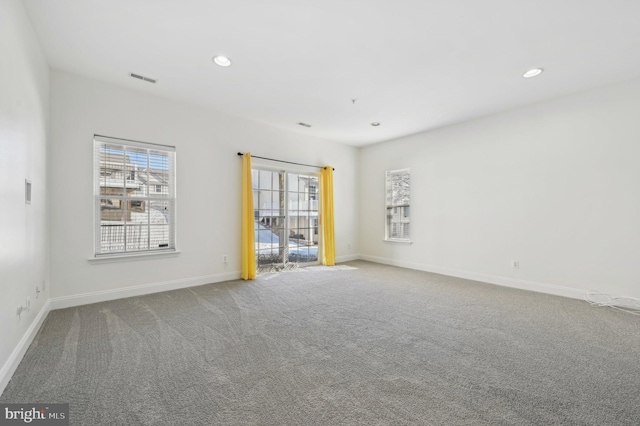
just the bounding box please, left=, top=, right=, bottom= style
left=2, top=261, right=640, bottom=425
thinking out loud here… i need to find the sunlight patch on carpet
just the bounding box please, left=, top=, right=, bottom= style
left=304, top=265, right=359, bottom=272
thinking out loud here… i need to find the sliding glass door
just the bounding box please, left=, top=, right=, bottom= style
left=252, top=168, right=319, bottom=273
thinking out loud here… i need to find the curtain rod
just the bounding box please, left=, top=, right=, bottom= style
left=237, top=152, right=334, bottom=171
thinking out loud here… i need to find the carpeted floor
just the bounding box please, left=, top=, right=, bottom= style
left=2, top=261, right=640, bottom=425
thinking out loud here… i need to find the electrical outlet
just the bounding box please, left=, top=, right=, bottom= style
left=223, top=254, right=228, bottom=263
left=511, top=260, right=519, bottom=269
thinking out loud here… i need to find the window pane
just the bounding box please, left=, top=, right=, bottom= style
left=99, top=144, right=126, bottom=196
left=149, top=149, right=169, bottom=169
left=387, top=172, right=410, bottom=206
left=287, top=191, right=298, bottom=211
left=256, top=191, right=266, bottom=210
left=259, top=170, right=272, bottom=190
left=289, top=216, right=299, bottom=230
left=125, top=147, right=148, bottom=197
left=273, top=171, right=284, bottom=191
left=150, top=225, right=170, bottom=249
left=148, top=150, right=171, bottom=198
left=99, top=223, right=125, bottom=253
left=292, top=246, right=308, bottom=262
left=308, top=183, right=317, bottom=200
left=126, top=223, right=149, bottom=251
left=100, top=198, right=126, bottom=222
left=271, top=191, right=282, bottom=211
left=287, top=173, right=298, bottom=190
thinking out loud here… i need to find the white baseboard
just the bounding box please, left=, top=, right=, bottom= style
left=358, top=255, right=589, bottom=301
left=50, top=271, right=241, bottom=310
left=0, top=299, right=51, bottom=395
left=336, top=254, right=361, bottom=263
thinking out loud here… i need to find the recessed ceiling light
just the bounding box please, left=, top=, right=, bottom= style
left=523, top=68, right=543, bottom=78
left=213, top=56, right=232, bottom=67
left=371, top=122, right=381, bottom=126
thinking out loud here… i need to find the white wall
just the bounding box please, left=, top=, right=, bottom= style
left=359, top=76, right=640, bottom=300
left=0, top=0, right=50, bottom=390
left=49, top=70, right=359, bottom=302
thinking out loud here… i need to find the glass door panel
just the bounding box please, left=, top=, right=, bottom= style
left=287, top=174, right=319, bottom=264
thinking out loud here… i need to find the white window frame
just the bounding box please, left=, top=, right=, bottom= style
left=93, top=135, right=176, bottom=257
left=385, top=168, right=411, bottom=243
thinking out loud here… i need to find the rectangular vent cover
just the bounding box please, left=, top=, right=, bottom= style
left=130, top=73, right=157, bottom=84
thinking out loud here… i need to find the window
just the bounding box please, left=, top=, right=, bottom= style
left=94, top=135, right=176, bottom=255
left=385, top=169, right=410, bottom=241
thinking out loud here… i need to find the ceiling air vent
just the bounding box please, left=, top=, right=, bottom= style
left=129, top=73, right=157, bottom=84
left=297, top=122, right=312, bottom=128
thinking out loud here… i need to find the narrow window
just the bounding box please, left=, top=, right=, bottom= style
left=385, top=169, right=410, bottom=241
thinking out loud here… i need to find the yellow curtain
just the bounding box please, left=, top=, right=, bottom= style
left=241, top=153, right=256, bottom=280
left=320, top=166, right=336, bottom=266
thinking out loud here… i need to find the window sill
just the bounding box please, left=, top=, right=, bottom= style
left=89, top=250, right=181, bottom=264
left=383, top=239, right=413, bottom=245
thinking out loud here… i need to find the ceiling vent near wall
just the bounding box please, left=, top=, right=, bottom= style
left=129, top=73, right=157, bottom=84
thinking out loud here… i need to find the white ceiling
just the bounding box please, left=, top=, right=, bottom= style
left=23, top=0, right=640, bottom=146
